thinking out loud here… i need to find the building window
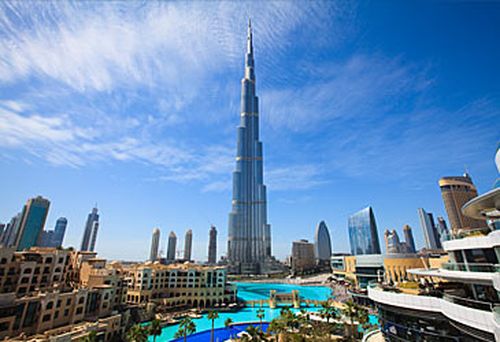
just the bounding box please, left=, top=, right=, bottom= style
left=76, top=307, right=83, bottom=315
left=42, top=314, right=51, bottom=322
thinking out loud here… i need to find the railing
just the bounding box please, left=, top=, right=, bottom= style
left=443, top=293, right=496, bottom=312
left=441, top=227, right=492, bottom=241
left=442, top=262, right=499, bottom=272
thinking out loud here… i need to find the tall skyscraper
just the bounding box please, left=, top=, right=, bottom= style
left=418, top=208, right=442, bottom=250
left=348, top=206, right=381, bottom=255
left=314, top=221, right=332, bottom=261
left=166, top=231, right=176, bottom=261
left=184, top=229, right=193, bottom=261
left=80, top=207, right=99, bottom=251
left=208, top=225, right=217, bottom=264
left=0, top=213, right=22, bottom=247
left=88, top=221, right=99, bottom=252
left=403, top=224, right=416, bottom=253
left=15, top=196, right=50, bottom=251
left=227, top=21, right=272, bottom=274
left=291, top=239, right=316, bottom=275
left=52, top=217, right=67, bottom=247
left=38, top=217, right=67, bottom=248
left=439, top=174, right=486, bottom=232
left=150, top=228, right=160, bottom=261
left=436, top=216, right=449, bottom=238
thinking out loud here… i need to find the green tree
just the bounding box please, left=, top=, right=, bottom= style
left=174, top=317, right=196, bottom=342
left=342, top=300, right=360, bottom=341
left=267, top=318, right=285, bottom=342
left=245, top=325, right=267, bottom=341
left=126, top=324, right=148, bottom=342
left=256, top=308, right=265, bottom=331
left=149, top=319, right=162, bottom=342
left=225, top=318, right=234, bottom=339
left=207, top=311, right=219, bottom=342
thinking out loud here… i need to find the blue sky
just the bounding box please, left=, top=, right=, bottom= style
left=0, top=1, right=499, bottom=261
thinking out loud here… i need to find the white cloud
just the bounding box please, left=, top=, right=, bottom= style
left=267, top=165, right=327, bottom=191
left=262, top=55, right=432, bottom=131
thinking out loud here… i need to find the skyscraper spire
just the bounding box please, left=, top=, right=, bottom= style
left=227, top=22, right=272, bottom=274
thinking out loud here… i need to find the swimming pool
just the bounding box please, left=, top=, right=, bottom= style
left=149, top=282, right=373, bottom=341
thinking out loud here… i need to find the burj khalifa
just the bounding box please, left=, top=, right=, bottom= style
left=227, top=21, right=273, bottom=274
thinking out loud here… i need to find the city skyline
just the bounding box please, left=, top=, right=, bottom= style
left=1, top=2, right=499, bottom=261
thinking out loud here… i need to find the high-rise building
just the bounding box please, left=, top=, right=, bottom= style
left=314, top=221, right=332, bottom=261
left=166, top=231, right=176, bottom=261
left=4, top=213, right=22, bottom=247
left=15, top=196, right=50, bottom=251
left=53, top=217, right=67, bottom=247
left=184, top=229, right=192, bottom=261
left=208, top=225, right=217, bottom=264
left=150, top=228, right=160, bottom=261
left=436, top=216, right=449, bottom=238
left=418, top=208, right=442, bottom=250
left=88, top=221, right=99, bottom=252
left=348, top=206, right=381, bottom=255
left=439, top=174, right=486, bottom=232
left=387, top=229, right=401, bottom=254
left=227, top=21, right=273, bottom=274
left=38, top=217, right=67, bottom=248
left=80, top=207, right=99, bottom=251
left=291, top=239, right=316, bottom=275
left=403, top=224, right=416, bottom=253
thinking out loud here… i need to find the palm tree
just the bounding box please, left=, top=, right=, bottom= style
left=126, top=324, right=148, bottom=342
left=256, top=309, right=265, bottom=331
left=207, top=310, right=219, bottom=342
left=320, top=301, right=339, bottom=325
left=225, top=317, right=234, bottom=339
left=83, top=331, right=97, bottom=342
left=149, top=319, right=162, bottom=342
left=245, top=325, right=267, bottom=341
left=267, top=319, right=285, bottom=342
left=175, top=317, right=196, bottom=342
left=342, top=300, right=359, bottom=341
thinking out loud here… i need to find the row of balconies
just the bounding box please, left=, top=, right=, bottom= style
left=368, top=285, right=499, bottom=335
left=442, top=262, right=500, bottom=273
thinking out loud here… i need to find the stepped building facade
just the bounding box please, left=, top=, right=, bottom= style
left=227, top=22, right=283, bottom=274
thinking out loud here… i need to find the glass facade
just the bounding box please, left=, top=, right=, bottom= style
left=314, top=221, right=332, bottom=261
left=227, top=22, right=272, bottom=270
left=80, top=208, right=99, bottom=251
left=348, top=207, right=381, bottom=255
left=418, top=208, right=442, bottom=250
left=16, top=197, right=50, bottom=251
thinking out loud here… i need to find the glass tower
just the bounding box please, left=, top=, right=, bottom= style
left=15, top=196, right=50, bottom=251
left=418, top=208, right=442, bottom=250
left=348, top=206, right=381, bottom=255
left=80, top=207, right=99, bottom=251
left=227, top=21, right=272, bottom=273
left=208, top=225, right=217, bottom=264
left=314, top=221, right=332, bottom=261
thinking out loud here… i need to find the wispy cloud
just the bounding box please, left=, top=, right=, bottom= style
left=262, top=55, right=432, bottom=131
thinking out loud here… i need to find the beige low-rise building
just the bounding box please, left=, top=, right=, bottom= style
left=124, top=262, right=236, bottom=308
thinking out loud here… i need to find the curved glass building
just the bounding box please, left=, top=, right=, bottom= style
left=314, top=221, right=332, bottom=261
left=348, top=206, right=381, bottom=255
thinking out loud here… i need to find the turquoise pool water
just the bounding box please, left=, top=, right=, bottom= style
left=150, top=282, right=373, bottom=341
